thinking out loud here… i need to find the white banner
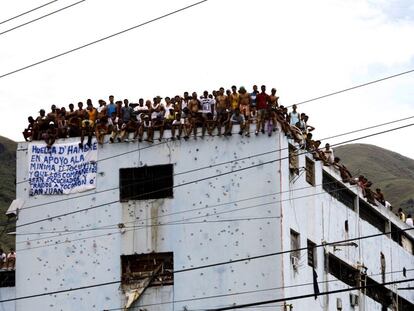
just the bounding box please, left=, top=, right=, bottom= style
left=28, top=141, right=98, bottom=196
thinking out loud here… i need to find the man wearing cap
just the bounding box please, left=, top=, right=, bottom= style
left=43, top=121, right=58, bottom=149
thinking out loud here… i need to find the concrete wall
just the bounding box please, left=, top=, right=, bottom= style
left=15, top=127, right=284, bottom=311
left=0, top=287, right=15, bottom=311
left=279, top=134, right=414, bottom=311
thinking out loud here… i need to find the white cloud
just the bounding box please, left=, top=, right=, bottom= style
left=0, top=0, right=413, bottom=158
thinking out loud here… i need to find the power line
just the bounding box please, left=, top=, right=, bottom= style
left=14, top=180, right=356, bottom=247
left=0, top=0, right=209, bottom=79
left=0, top=0, right=58, bottom=25
left=15, top=107, right=414, bottom=188
left=15, top=120, right=414, bottom=230
left=293, top=68, right=414, bottom=107
left=3, top=222, right=414, bottom=304
left=0, top=0, right=86, bottom=36
left=205, top=278, right=414, bottom=311
left=104, top=268, right=414, bottom=311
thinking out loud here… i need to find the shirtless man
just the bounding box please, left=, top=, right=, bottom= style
left=216, top=88, right=228, bottom=136
left=36, top=109, right=49, bottom=140
left=229, top=85, right=240, bottom=111
left=188, top=92, right=200, bottom=139
left=97, top=100, right=108, bottom=120
left=47, top=105, right=58, bottom=124
left=22, top=116, right=35, bottom=141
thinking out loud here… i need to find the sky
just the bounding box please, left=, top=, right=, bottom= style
left=0, top=0, right=413, bottom=158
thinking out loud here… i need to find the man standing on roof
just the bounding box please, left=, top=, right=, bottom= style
left=288, top=104, right=300, bottom=126
left=250, top=85, right=259, bottom=109
left=107, top=95, right=116, bottom=117
left=256, top=85, right=270, bottom=135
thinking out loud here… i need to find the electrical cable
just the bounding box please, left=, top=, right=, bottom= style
left=0, top=0, right=86, bottom=36
left=16, top=113, right=414, bottom=186
left=204, top=278, right=414, bottom=311
left=0, top=0, right=58, bottom=25
left=292, top=68, right=414, bottom=108
left=0, top=0, right=209, bottom=79
left=14, top=121, right=414, bottom=230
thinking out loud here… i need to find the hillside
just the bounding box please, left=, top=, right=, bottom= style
left=0, top=135, right=16, bottom=250
left=335, top=143, right=414, bottom=214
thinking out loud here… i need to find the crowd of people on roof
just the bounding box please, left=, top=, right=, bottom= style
left=0, top=248, right=15, bottom=270
left=22, top=84, right=412, bottom=225
left=321, top=145, right=413, bottom=226
left=22, top=85, right=316, bottom=148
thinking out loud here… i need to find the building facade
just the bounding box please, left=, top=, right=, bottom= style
left=2, top=126, right=414, bottom=310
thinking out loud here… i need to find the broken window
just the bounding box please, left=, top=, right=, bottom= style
left=290, top=229, right=300, bottom=262
left=119, top=164, right=173, bottom=201
left=322, top=172, right=355, bottom=210
left=289, top=144, right=299, bottom=175
left=307, top=239, right=317, bottom=268
left=305, top=157, right=315, bottom=186
left=121, top=252, right=174, bottom=309
left=121, top=252, right=174, bottom=287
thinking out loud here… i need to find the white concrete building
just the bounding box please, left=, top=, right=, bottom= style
left=2, top=125, right=414, bottom=311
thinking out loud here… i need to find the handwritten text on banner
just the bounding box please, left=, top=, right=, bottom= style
left=28, top=141, right=98, bottom=196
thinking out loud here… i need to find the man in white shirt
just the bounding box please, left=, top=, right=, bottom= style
left=406, top=214, right=413, bottom=227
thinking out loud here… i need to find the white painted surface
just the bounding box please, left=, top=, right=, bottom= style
left=0, top=287, right=15, bottom=311
left=11, top=126, right=414, bottom=310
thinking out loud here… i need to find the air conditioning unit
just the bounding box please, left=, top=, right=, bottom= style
left=291, top=256, right=299, bottom=270
left=350, top=293, right=359, bottom=307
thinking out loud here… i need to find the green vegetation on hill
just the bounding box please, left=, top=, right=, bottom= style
left=335, top=143, right=414, bottom=214
left=0, top=136, right=16, bottom=250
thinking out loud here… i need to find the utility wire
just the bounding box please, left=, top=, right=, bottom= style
left=292, top=68, right=414, bottom=108
left=0, top=0, right=58, bottom=25
left=103, top=268, right=414, bottom=311
left=13, top=180, right=358, bottom=247
left=15, top=120, right=414, bottom=230
left=205, top=278, right=414, bottom=311
left=1, top=244, right=412, bottom=305
left=0, top=0, right=209, bottom=79
left=0, top=0, right=86, bottom=36
left=15, top=108, right=414, bottom=187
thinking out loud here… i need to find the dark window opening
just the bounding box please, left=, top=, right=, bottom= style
left=0, top=270, right=15, bottom=287
left=359, top=199, right=386, bottom=233
left=344, top=220, right=349, bottom=232
left=119, top=164, right=173, bottom=201
left=289, top=144, right=299, bottom=175
left=121, top=252, right=174, bottom=287
left=290, top=229, right=300, bottom=260
left=391, top=223, right=414, bottom=255
left=322, top=172, right=355, bottom=210
left=305, top=157, right=315, bottom=186
left=307, top=239, right=317, bottom=268
left=328, top=254, right=413, bottom=310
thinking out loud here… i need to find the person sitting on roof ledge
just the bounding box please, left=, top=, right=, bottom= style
left=22, top=116, right=35, bottom=142
left=6, top=248, right=15, bottom=270
left=333, top=157, right=355, bottom=185
left=374, top=188, right=386, bottom=206
left=43, top=121, right=58, bottom=149
left=397, top=208, right=406, bottom=222
left=322, top=143, right=334, bottom=165
left=0, top=249, right=6, bottom=270
left=229, top=108, right=246, bottom=136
